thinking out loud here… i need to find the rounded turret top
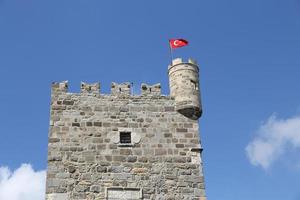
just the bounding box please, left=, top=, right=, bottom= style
left=168, top=58, right=199, bottom=71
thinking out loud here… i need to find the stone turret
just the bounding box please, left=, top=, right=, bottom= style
left=168, top=58, right=202, bottom=120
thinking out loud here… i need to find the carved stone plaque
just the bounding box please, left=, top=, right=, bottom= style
left=107, top=188, right=141, bottom=200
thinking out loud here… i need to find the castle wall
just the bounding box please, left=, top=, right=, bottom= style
left=46, top=82, right=206, bottom=200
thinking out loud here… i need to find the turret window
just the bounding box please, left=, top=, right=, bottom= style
left=190, top=80, right=199, bottom=90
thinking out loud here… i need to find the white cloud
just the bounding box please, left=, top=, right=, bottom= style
left=246, top=114, right=300, bottom=169
left=0, top=164, right=46, bottom=200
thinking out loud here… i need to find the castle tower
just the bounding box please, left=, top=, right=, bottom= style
left=45, top=58, right=206, bottom=200
left=168, top=58, right=202, bottom=120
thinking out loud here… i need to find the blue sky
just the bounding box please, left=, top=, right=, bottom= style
left=0, top=0, right=300, bottom=199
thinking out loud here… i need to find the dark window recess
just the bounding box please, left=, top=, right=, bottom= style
left=120, top=132, right=131, bottom=144
left=190, top=80, right=199, bottom=90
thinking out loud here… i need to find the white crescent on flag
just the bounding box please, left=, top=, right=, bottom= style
left=173, top=40, right=180, bottom=46
left=169, top=39, right=188, bottom=49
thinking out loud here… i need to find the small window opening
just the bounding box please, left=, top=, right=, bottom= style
left=119, top=88, right=122, bottom=92
left=190, top=80, right=199, bottom=90
left=149, top=88, right=152, bottom=92
left=120, top=132, right=131, bottom=144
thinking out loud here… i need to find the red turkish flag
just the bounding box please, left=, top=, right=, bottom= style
left=169, top=39, right=189, bottom=49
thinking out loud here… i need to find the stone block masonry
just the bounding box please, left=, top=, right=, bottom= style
left=46, top=58, right=207, bottom=200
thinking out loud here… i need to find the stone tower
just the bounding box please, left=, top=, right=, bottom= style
left=168, top=58, right=202, bottom=120
left=46, top=58, right=206, bottom=200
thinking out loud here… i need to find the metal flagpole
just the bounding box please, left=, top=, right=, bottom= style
left=169, top=40, right=174, bottom=66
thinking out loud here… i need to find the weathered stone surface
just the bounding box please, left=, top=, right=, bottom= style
left=46, top=193, right=68, bottom=200
left=90, top=185, right=101, bottom=193
left=127, top=156, right=137, bottom=162
left=132, top=168, right=147, bottom=174
left=49, top=138, right=60, bottom=143
left=46, top=59, right=206, bottom=200
left=68, top=166, right=76, bottom=173
left=96, top=166, right=107, bottom=173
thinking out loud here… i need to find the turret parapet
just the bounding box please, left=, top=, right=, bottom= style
left=169, top=58, right=198, bottom=68
left=51, top=81, right=68, bottom=94
left=81, top=82, right=100, bottom=94
left=168, top=58, right=202, bottom=120
left=141, top=83, right=161, bottom=96
left=111, top=82, right=131, bottom=96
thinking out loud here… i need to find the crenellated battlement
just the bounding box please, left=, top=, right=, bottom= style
left=51, top=81, right=163, bottom=96
left=141, top=83, right=161, bottom=96
left=111, top=82, right=131, bottom=96
left=169, top=58, right=198, bottom=68
left=51, top=81, right=68, bottom=94
left=81, top=82, right=100, bottom=94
